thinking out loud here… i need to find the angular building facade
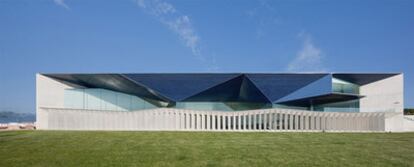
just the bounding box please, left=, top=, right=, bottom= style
left=36, top=73, right=408, bottom=132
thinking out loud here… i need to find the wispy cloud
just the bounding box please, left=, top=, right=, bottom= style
left=286, top=31, right=327, bottom=72
left=246, top=0, right=281, bottom=39
left=164, top=15, right=201, bottom=60
left=53, top=0, right=70, bottom=10
left=135, top=0, right=217, bottom=70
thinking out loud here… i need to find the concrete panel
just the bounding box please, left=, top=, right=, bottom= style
left=37, top=106, right=402, bottom=132
left=403, top=116, right=414, bottom=132
left=36, top=74, right=83, bottom=129
left=383, top=112, right=404, bottom=132
left=359, top=74, right=403, bottom=113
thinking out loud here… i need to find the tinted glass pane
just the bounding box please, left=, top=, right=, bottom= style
left=332, top=78, right=359, bottom=94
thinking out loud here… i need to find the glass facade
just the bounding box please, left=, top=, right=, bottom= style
left=332, top=78, right=359, bottom=94
left=314, top=100, right=360, bottom=112
left=64, top=88, right=157, bottom=111
left=176, top=102, right=270, bottom=111
left=64, top=87, right=361, bottom=112
left=272, top=104, right=308, bottom=111
left=64, top=88, right=272, bottom=111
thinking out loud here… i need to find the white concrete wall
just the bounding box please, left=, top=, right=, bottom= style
left=36, top=74, right=83, bottom=129
left=384, top=112, right=404, bottom=132
left=38, top=107, right=387, bottom=132
left=359, top=74, right=404, bottom=113
left=403, top=116, right=414, bottom=131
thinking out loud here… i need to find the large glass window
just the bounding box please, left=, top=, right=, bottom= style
left=64, top=88, right=157, bottom=111
left=314, top=100, right=360, bottom=112
left=65, top=88, right=362, bottom=112
left=272, top=104, right=308, bottom=111
left=332, top=78, right=359, bottom=94
left=175, top=102, right=270, bottom=111
left=64, top=89, right=274, bottom=112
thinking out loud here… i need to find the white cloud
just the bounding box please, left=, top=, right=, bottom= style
left=135, top=0, right=213, bottom=66
left=53, top=0, right=70, bottom=10
left=163, top=15, right=202, bottom=60
left=246, top=0, right=281, bottom=39
left=286, top=32, right=327, bottom=72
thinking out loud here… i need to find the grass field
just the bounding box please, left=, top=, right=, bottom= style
left=1, top=131, right=414, bottom=167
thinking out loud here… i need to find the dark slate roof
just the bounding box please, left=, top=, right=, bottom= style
left=275, top=75, right=333, bottom=103
left=277, top=93, right=363, bottom=107
left=333, top=73, right=399, bottom=85
left=44, top=74, right=172, bottom=102
left=245, top=74, right=328, bottom=102
left=124, top=74, right=241, bottom=101
left=42, top=73, right=400, bottom=104
left=183, top=75, right=270, bottom=102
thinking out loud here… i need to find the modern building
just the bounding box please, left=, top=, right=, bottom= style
left=36, top=73, right=413, bottom=132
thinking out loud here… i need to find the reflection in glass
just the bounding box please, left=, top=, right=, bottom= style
left=332, top=78, right=359, bottom=94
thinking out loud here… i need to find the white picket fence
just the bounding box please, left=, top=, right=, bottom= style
left=38, top=107, right=386, bottom=132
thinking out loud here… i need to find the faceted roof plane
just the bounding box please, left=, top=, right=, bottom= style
left=43, top=73, right=400, bottom=104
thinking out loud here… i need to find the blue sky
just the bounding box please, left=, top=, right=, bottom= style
left=0, top=0, right=413, bottom=112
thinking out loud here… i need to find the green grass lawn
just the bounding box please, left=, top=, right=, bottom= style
left=1, top=131, right=414, bottom=167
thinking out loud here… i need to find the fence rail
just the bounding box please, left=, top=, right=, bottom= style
left=38, top=107, right=386, bottom=132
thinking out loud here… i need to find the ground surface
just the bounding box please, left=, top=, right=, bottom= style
left=0, top=131, right=413, bottom=167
